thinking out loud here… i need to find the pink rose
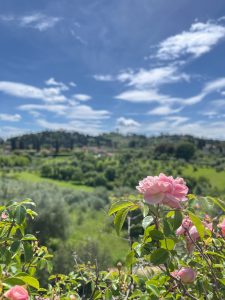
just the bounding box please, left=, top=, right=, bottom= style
left=136, top=173, right=188, bottom=209
left=1, top=212, right=8, bottom=220
left=218, top=218, right=225, bottom=237
left=176, top=216, right=212, bottom=252
left=4, top=286, right=29, bottom=300
left=172, top=267, right=196, bottom=284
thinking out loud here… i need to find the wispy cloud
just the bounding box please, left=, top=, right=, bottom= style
left=148, top=105, right=183, bottom=116
left=18, top=103, right=110, bottom=120
left=145, top=119, right=225, bottom=139
left=94, top=65, right=189, bottom=88
left=0, top=81, right=67, bottom=103
left=117, top=65, right=189, bottom=88
left=0, top=13, right=61, bottom=31
left=115, top=89, right=179, bottom=104
left=156, top=21, right=225, bottom=60
left=0, top=126, right=26, bottom=138
left=45, top=77, right=69, bottom=91
left=93, top=74, right=114, bottom=81
left=37, top=119, right=105, bottom=135
left=0, top=113, right=21, bottom=122
left=72, top=94, right=92, bottom=101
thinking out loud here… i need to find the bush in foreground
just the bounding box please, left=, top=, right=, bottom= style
left=1, top=173, right=225, bottom=299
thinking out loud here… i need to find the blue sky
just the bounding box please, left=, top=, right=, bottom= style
left=1, top=0, right=225, bottom=139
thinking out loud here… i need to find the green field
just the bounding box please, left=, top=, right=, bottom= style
left=8, top=171, right=94, bottom=192
left=69, top=209, right=129, bottom=263
left=182, top=165, right=225, bottom=191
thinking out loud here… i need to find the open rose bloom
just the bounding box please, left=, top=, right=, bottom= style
left=4, top=286, right=29, bottom=300
left=171, top=267, right=197, bottom=284
left=136, top=173, right=188, bottom=208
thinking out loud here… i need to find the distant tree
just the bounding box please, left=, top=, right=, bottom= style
left=155, top=143, right=175, bottom=157
left=175, top=142, right=195, bottom=161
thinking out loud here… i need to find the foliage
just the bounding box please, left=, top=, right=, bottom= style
left=1, top=175, right=225, bottom=299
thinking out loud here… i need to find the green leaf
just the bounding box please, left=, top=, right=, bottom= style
left=18, top=276, right=39, bottom=289
left=207, top=197, right=225, bottom=213
left=109, top=201, right=134, bottom=215
left=204, top=251, right=225, bottom=260
left=163, top=219, right=173, bottom=236
left=15, top=205, right=26, bottom=225
left=173, top=210, right=183, bottom=230
left=150, top=248, right=169, bottom=265
left=219, top=279, right=225, bottom=286
left=166, top=211, right=175, bottom=218
left=105, top=289, right=112, bottom=300
left=142, top=216, right=154, bottom=229
left=189, top=212, right=205, bottom=239
left=3, top=277, right=25, bottom=286
left=23, top=242, right=33, bottom=262
left=10, top=241, right=20, bottom=253
left=149, top=229, right=164, bottom=240
left=160, top=239, right=175, bottom=250
left=125, top=250, right=137, bottom=267
left=145, top=282, right=160, bottom=297
left=93, top=290, right=102, bottom=299
left=22, top=234, right=37, bottom=241
left=139, top=203, right=149, bottom=217
left=114, top=208, right=129, bottom=235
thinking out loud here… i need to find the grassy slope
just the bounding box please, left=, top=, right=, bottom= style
left=69, top=210, right=128, bottom=263
left=182, top=165, right=225, bottom=190
left=12, top=171, right=94, bottom=192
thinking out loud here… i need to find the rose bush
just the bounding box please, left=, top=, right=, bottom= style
left=0, top=174, right=225, bottom=299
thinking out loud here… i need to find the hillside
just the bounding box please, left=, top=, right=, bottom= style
left=1, top=130, right=225, bottom=275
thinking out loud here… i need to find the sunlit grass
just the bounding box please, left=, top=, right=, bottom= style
left=10, top=171, right=94, bottom=192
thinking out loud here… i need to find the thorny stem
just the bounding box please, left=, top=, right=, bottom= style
left=90, top=259, right=99, bottom=300
left=185, top=229, right=220, bottom=299
left=124, top=215, right=134, bottom=300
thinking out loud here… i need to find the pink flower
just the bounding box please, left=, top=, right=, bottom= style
left=136, top=173, right=188, bottom=208
left=218, top=218, right=225, bottom=237
left=172, top=268, right=196, bottom=284
left=1, top=212, right=8, bottom=220
left=4, top=286, right=29, bottom=300
left=176, top=216, right=213, bottom=252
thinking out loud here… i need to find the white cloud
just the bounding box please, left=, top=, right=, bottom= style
left=72, top=94, right=92, bottom=101
left=156, top=21, right=225, bottom=60
left=18, top=102, right=110, bottom=120
left=93, top=74, right=114, bottom=81
left=148, top=105, right=182, bottom=115
left=116, top=117, right=140, bottom=134
left=0, top=113, right=21, bottom=122
left=0, top=13, right=61, bottom=31
left=18, top=104, right=67, bottom=115
left=0, top=81, right=67, bottom=103
left=69, top=81, right=77, bottom=87
left=117, top=117, right=140, bottom=127
left=115, top=89, right=179, bottom=104
left=164, top=116, right=189, bottom=126
left=145, top=118, right=225, bottom=139
left=203, top=77, right=225, bottom=94
left=184, top=77, right=225, bottom=105
left=0, top=126, right=26, bottom=138
left=45, top=77, right=69, bottom=91
left=37, top=119, right=104, bottom=135
left=94, top=65, right=189, bottom=88
left=67, top=104, right=110, bottom=120
left=19, top=13, right=61, bottom=31
left=117, top=65, right=189, bottom=88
